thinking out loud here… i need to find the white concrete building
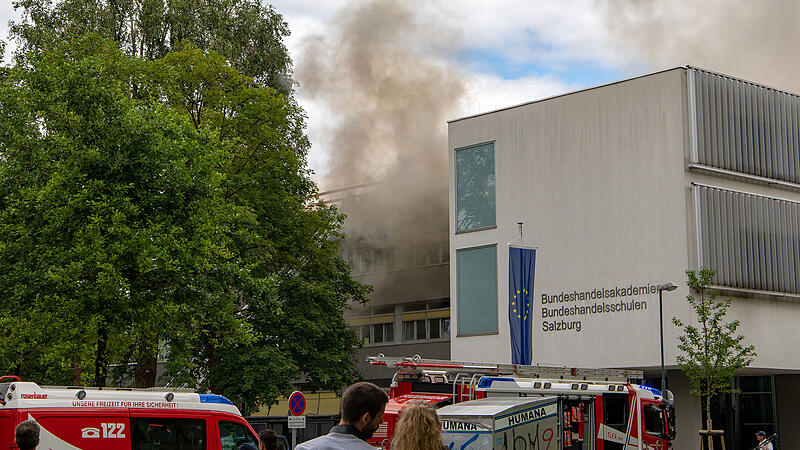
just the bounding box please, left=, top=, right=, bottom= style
left=448, top=66, right=800, bottom=450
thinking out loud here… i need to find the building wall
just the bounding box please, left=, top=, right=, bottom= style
left=448, top=68, right=693, bottom=369
left=668, top=370, right=703, bottom=450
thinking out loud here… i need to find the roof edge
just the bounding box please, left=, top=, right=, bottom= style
left=448, top=65, right=688, bottom=124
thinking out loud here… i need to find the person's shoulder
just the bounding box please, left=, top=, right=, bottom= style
left=295, top=433, right=374, bottom=450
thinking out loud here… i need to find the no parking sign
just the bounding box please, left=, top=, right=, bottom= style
left=289, top=391, right=306, bottom=416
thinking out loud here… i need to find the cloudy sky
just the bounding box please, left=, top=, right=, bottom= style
left=2, top=0, right=798, bottom=188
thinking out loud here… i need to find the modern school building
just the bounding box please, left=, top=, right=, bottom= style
left=447, top=66, right=800, bottom=450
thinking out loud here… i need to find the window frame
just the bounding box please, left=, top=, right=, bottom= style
left=456, top=244, right=499, bottom=337
left=454, top=141, right=497, bottom=234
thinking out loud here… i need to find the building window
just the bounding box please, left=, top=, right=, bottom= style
left=737, top=376, right=777, bottom=441
left=456, top=245, right=498, bottom=335
left=456, top=142, right=496, bottom=232
left=401, top=300, right=451, bottom=343
left=348, top=306, right=396, bottom=346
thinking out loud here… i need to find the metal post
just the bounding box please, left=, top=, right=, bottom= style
left=292, top=429, right=297, bottom=449
left=659, top=288, right=666, bottom=395
left=657, top=283, right=677, bottom=395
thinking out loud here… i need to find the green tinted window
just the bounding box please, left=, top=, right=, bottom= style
left=456, top=143, right=496, bottom=232
left=456, top=245, right=498, bottom=335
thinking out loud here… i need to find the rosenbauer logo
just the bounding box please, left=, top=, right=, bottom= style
left=20, top=393, right=48, bottom=399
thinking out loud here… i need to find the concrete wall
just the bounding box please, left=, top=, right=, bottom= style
left=668, top=370, right=703, bottom=450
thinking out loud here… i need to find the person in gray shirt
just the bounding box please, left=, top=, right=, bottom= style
left=296, top=382, right=389, bottom=450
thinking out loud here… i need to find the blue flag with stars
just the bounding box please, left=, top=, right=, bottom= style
left=509, top=246, right=536, bottom=365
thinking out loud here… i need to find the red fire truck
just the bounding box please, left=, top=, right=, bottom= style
left=366, top=356, right=676, bottom=450
left=0, top=376, right=259, bottom=449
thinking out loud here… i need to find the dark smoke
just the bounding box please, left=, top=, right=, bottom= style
left=296, top=0, right=465, bottom=247
left=603, top=0, right=800, bottom=92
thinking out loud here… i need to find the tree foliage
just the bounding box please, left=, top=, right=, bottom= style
left=0, top=35, right=367, bottom=414
left=672, top=268, right=756, bottom=430
left=10, top=0, right=293, bottom=93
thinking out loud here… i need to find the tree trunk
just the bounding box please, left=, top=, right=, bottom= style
left=72, top=364, right=83, bottom=385
left=135, top=335, right=159, bottom=388
left=94, top=322, right=108, bottom=387
left=706, top=393, right=713, bottom=450
left=202, top=333, right=219, bottom=394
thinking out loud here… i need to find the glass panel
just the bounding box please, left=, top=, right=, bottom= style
left=403, top=302, right=426, bottom=312
left=360, top=325, right=370, bottom=345
left=373, top=324, right=384, bottom=343
left=218, top=421, right=257, bottom=450
left=132, top=417, right=207, bottom=450
left=429, top=318, right=441, bottom=339
left=456, top=143, right=496, bottom=231
left=416, top=319, right=427, bottom=340
left=385, top=323, right=394, bottom=342
left=644, top=405, right=664, bottom=435
left=739, top=376, right=771, bottom=393
left=456, top=246, right=498, bottom=335
left=603, top=394, right=628, bottom=432
left=404, top=321, right=415, bottom=341
left=429, top=299, right=450, bottom=310
left=740, top=394, right=773, bottom=423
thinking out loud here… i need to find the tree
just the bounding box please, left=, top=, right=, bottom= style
left=672, top=268, right=756, bottom=441
left=10, top=0, right=293, bottom=93
left=0, top=36, right=367, bottom=413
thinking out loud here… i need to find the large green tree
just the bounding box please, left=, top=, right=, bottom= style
left=0, top=35, right=366, bottom=414
left=10, top=0, right=293, bottom=93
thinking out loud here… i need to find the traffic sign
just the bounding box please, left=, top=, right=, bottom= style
left=288, top=391, right=306, bottom=416
left=288, top=415, right=306, bottom=429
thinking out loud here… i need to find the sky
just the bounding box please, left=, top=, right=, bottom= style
left=2, top=0, right=798, bottom=188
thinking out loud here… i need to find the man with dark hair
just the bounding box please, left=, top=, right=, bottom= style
left=296, top=382, right=389, bottom=449
left=15, top=420, right=40, bottom=450
left=258, top=428, right=278, bottom=450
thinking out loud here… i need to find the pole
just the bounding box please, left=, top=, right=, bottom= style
left=659, top=288, right=666, bottom=394
left=292, top=429, right=297, bottom=449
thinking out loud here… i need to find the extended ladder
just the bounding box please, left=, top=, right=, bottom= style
left=366, top=354, right=643, bottom=382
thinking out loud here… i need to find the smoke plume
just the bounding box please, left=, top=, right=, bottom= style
left=603, top=0, right=800, bottom=92
left=296, top=0, right=464, bottom=246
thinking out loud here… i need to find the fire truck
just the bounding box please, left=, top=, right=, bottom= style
left=366, top=356, right=676, bottom=450
left=0, top=376, right=259, bottom=449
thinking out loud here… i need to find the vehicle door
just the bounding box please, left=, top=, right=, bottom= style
left=641, top=399, right=669, bottom=450
left=212, top=414, right=259, bottom=450
left=130, top=409, right=208, bottom=449
left=30, top=407, right=131, bottom=449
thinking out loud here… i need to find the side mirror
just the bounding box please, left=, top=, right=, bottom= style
left=662, top=389, right=675, bottom=406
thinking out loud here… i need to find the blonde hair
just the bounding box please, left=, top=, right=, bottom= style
left=390, top=402, right=443, bottom=450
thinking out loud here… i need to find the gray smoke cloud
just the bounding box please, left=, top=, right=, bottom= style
left=296, top=0, right=464, bottom=247
left=603, top=0, right=800, bottom=92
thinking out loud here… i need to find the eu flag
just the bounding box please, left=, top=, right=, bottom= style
left=509, top=246, right=536, bottom=365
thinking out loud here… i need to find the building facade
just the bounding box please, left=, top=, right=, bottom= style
left=448, top=67, right=800, bottom=450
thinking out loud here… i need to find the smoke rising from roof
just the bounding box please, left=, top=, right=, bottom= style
left=603, top=0, right=800, bottom=92
left=296, top=0, right=464, bottom=245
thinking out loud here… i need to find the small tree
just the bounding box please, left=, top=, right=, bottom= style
left=672, top=268, right=756, bottom=445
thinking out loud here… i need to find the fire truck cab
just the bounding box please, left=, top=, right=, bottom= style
left=366, top=356, right=676, bottom=450
left=0, top=376, right=259, bottom=450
